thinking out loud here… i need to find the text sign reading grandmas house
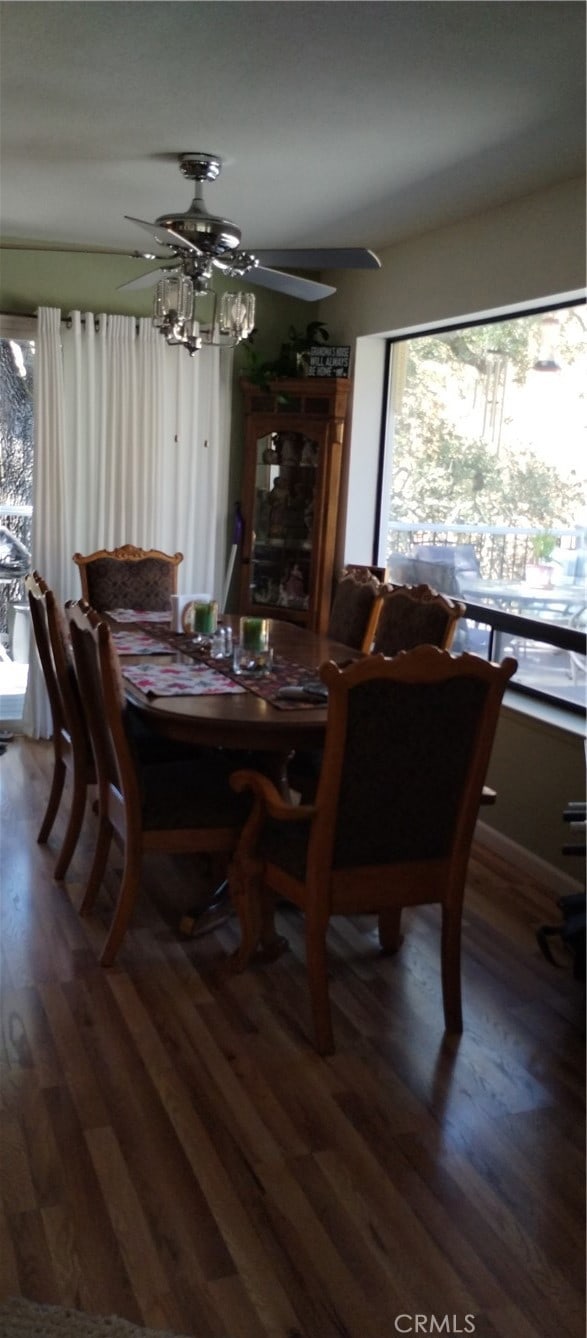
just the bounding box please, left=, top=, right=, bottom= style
left=305, top=345, right=351, bottom=378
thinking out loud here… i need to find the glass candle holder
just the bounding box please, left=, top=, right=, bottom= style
left=232, top=642, right=273, bottom=676
left=239, top=616, right=269, bottom=653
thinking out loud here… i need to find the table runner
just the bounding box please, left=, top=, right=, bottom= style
left=130, top=623, right=330, bottom=710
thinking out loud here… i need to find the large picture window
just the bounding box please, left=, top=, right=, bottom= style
left=380, top=300, right=586, bottom=710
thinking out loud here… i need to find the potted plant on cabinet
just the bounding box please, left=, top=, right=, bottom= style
left=239, top=322, right=330, bottom=388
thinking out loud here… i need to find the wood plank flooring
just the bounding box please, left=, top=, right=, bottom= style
left=1, top=738, right=584, bottom=1338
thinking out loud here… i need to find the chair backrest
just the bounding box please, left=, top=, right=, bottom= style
left=26, top=572, right=91, bottom=757
left=327, top=569, right=383, bottom=650
left=67, top=601, right=138, bottom=813
left=341, top=563, right=387, bottom=583
left=312, top=647, right=516, bottom=877
left=367, top=582, right=465, bottom=657
left=72, top=545, right=183, bottom=611
left=26, top=572, right=65, bottom=735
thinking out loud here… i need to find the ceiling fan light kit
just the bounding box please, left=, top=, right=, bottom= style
left=152, top=269, right=256, bottom=356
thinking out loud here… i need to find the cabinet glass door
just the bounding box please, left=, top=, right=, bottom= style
left=250, top=430, right=319, bottom=613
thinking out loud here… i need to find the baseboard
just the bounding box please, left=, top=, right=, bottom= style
left=475, top=819, right=584, bottom=895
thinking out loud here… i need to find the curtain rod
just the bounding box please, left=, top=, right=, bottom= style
left=63, top=315, right=143, bottom=332
left=0, top=310, right=143, bottom=330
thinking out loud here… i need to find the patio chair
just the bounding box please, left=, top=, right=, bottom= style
left=228, top=646, right=517, bottom=1054
left=72, top=544, right=182, bottom=612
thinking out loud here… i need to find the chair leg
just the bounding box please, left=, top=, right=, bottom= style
left=258, top=885, right=288, bottom=962
left=378, top=908, right=404, bottom=952
left=305, top=910, right=334, bottom=1056
left=79, top=815, right=113, bottom=915
left=227, top=852, right=264, bottom=971
left=53, top=768, right=87, bottom=880
left=441, top=906, right=463, bottom=1032
left=37, top=755, right=66, bottom=844
left=100, top=836, right=142, bottom=967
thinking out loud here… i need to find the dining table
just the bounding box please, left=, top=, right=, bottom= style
left=108, top=610, right=360, bottom=934
left=108, top=608, right=496, bottom=934
left=111, top=611, right=361, bottom=792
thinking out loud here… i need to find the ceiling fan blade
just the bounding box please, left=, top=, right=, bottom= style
left=0, top=242, right=163, bottom=258
left=254, top=247, right=381, bottom=270
left=117, top=266, right=179, bottom=292
left=124, top=216, right=182, bottom=249
left=125, top=216, right=204, bottom=256
left=245, top=266, right=336, bottom=301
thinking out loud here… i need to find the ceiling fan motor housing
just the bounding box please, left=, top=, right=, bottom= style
left=156, top=152, right=242, bottom=255
left=155, top=211, right=242, bottom=255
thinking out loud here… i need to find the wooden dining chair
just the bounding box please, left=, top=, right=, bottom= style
left=72, top=544, right=183, bottom=611
left=365, top=581, right=466, bottom=657
left=26, top=572, right=97, bottom=879
left=327, top=567, right=384, bottom=651
left=228, top=646, right=517, bottom=1054
left=67, top=601, right=250, bottom=965
left=289, top=580, right=463, bottom=804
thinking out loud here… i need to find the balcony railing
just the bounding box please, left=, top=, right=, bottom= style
left=385, top=522, right=586, bottom=712
left=387, top=522, right=585, bottom=584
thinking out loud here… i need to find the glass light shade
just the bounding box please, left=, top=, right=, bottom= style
left=153, top=272, right=194, bottom=328
left=218, top=291, right=256, bottom=343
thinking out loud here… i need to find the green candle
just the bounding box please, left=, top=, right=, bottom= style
left=240, top=616, right=269, bottom=652
left=194, top=600, right=217, bottom=635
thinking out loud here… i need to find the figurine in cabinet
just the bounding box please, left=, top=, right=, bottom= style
left=268, top=475, right=289, bottom=541
left=278, top=563, right=306, bottom=608
left=301, top=436, right=318, bottom=466
left=279, top=432, right=300, bottom=467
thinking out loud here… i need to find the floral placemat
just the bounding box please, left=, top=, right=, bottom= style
left=112, top=630, right=175, bottom=655
left=122, top=663, right=246, bottom=698
left=107, top=609, right=171, bottom=624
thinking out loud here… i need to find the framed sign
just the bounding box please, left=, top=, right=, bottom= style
left=304, top=345, right=351, bottom=378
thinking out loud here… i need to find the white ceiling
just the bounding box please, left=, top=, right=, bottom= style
left=0, top=1, right=585, bottom=260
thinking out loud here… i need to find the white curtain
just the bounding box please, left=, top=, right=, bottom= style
left=25, top=307, right=233, bottom=737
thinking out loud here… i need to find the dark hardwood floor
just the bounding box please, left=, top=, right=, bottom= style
left=1, top=738, right=584, bottom=1338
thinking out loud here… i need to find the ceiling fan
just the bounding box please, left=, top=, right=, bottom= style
left=117, top=152, right=382, bottom=302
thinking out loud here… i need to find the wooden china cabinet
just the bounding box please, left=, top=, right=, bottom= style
left=238, top=377, right=351, bottom=632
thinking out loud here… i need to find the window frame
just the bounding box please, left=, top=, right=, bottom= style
left=377, top=297, right=587, bottom=717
